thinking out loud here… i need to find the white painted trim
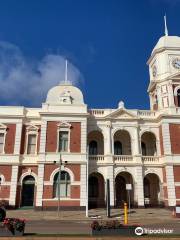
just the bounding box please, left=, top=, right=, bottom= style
left=0, top=174, right=5, bottom=183
left=49, top=167, right=74, bottom=184
left=43, top=181, right=80, bottom=186
left=114, top=169, right=135, bottom=183
left=111, top=128, right=132, bottom=140
left=144, top=171, right=162, bottom=184
left=174, top=85, right=180, bottom=96
left=42, top=198, right=80, bottom=201
left=0, top=129, right=7, bottom=154
left=25, top=126, right=39, bottom=155
left=19, top=170, right=37, bottom=185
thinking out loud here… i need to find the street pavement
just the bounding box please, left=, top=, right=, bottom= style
left=4, top=208, right=180, bottom=237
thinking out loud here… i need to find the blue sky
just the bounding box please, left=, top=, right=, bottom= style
left=0, top=0, right=180, bottom=109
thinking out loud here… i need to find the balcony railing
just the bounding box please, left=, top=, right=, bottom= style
left=138, top=110, right=156, bottom=117
left=88, top=155, right=161, bottom=164
left=89, top=155, right=105, bottom=161
left=142, top=156, right=159, bottom=162
left=113, top=155, right=133, bottom=162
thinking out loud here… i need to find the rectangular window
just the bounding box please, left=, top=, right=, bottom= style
left=0, top=133, right=4, bottom=153
left=27, top=134, right=37, bottom=154
left=58, top=131, right=68, bottom=152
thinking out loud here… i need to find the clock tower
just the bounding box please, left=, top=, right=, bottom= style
left=147, top=34, right=180, bottom=111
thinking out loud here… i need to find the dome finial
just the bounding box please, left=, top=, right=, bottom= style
left=164, top=14, right=168, bottom=36
left=60, top=59, right=72, bottom=85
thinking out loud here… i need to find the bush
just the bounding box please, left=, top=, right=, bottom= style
left=91, top=220, right=122, bottom=230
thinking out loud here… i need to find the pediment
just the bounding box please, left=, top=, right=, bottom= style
left=105, top=108, right=137, bottom=119
left=0, top=123, right=7, bottom=129
left=26, top=124, right=39, bottom=132
left=57, top=121, right=71, bottom=128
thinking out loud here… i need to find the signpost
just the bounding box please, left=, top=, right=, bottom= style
left=106, top=179, right=110, bottom=218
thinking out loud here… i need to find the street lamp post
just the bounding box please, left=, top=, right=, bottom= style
left=54, top=153, right=62, bottom=217
left=86, top=146, right=89, bottom=217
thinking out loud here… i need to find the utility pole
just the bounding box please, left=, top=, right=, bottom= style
left=57, top=153, right=62, bottom=217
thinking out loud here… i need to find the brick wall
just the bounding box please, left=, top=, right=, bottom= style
left=169, top=124, right=180, bottom=154
left=174, top=166, right=180, bottom=182
left=70, top=122, right=81, bottom=152
left=46, top=121, right=81, bottom=153
left=4, top=124, right=16, bottom=154
left=46, top=122, right=58, bottom=152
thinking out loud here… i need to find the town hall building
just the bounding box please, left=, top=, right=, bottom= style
left=0, top=33, right=180, bottom=210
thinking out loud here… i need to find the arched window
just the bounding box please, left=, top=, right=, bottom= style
left=141, top=142, right=147, bottom=156
left=89, top=141, right=98, bottom=155
left=53, top=171, right=70, bottom=198
left=114, top=141, right=122, bottom=155
left=0, top=177, right=2, bottom=186
left=177, top=89, right=180, bottom=107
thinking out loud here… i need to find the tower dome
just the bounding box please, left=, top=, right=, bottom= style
left=152, top=36, right=180, bottom=55
left=46, top=82, right=84, bottom=105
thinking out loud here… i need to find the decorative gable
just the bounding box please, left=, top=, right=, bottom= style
left=0, top=123, right=7, bottom=133
left=26, top=124, right=39, bottom=132
left=57, top=121, right=71, bottom=129
left=105, top=109, right=137, bottom=119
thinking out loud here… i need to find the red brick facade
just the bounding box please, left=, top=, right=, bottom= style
left=4, top=124, right=16, bottom=154
left=169, top=124, right=180, bottom=154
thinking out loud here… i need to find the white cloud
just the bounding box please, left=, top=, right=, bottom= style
left=0, top=41, right=82, bottom=106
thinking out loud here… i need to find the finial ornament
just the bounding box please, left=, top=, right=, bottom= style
left=164, top=14, right=168, bottom=36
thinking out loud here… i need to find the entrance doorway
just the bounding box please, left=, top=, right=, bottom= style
left=88, top=172, right=105, bottom=209
left=21, top=175, right=35, bottom=207
left=144, top=173, right=160, bottom=206
left=115, top=172, right=134, bottom=207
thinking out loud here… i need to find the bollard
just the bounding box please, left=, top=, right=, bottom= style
left=124, top=202, right=128, bottom=225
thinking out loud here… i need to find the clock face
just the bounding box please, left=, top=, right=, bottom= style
left=152, top=65, right=157, bottom=77
left=172, top=58, right=180, bottom=69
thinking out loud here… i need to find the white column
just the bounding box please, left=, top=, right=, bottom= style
left=165, top=165, right=176, bottom=206
left=161, top=123, right=176, bottom=206
left=162, top=123, right=171, bottom=155
left=14, top=122, right=23, bottom=154
left=136, top=166, right=144, bottom=207
left=132, top=126, right=141, bottom=156
left=107, top=165, right=114, bottom=207
left=104, top=122, right=112, bottom=155
left=80, top=164, right=87, bottom=207
left=9, top=166, right=19, bottom=207
left=39, top=120, right=47, bottom=154
left=36, top=164, right=44, bottom=208
left=168, top=81, right=175, bottom=108
left=157, top=85, right=163, bottom=109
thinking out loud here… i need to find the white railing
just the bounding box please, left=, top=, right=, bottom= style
left=138, top=110, right=156, bottom=117
left=89, top=155, right=105, bottom=161
left=142, top=156, right=159, bottom=163
left=113, top=155, right=133, bottom=162
left=88, top=109, right=105, bottom=116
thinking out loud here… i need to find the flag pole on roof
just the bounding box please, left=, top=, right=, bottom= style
left=164, top=14, right=168, bottom=36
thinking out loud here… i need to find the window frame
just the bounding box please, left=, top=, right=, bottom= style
left=25, top=125, right=39, bottom=155
left=53, top=171, right=71, bottom=198
left=56, top=122, right=71, bottom=153
left=0, top=124, right=7, bottom=154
